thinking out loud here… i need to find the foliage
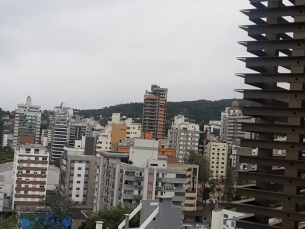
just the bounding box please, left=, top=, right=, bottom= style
left=79, top=205, right=140, bottom=229
left=0, top=214, right=44, bottom=229
left=77, top=99, right=258, bottom=124
left=49, top=158, right=61, bottom=168
left=184, top=150, right=211, bottom=205
left=42, top=194, right=75, bottom=229
left=0, top=215, right=18, bottom=229
left=0, top=146, right=14, bottom=164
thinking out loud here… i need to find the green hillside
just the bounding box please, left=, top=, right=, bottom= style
left=77, top=99, right=258, bottom=124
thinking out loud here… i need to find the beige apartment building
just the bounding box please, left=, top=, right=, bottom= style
left=168, top=163, right=199, bottom=212
left=204, top=141, right=228, bottom=179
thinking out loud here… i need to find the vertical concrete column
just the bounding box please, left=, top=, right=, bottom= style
left=124, top=214, right=130, bottom=229
left=95, top=221, right=103, bottom=229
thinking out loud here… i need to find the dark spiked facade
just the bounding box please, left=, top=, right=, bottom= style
left=235, top=0, right=305, bottom=228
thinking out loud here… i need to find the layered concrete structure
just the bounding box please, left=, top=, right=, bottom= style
left=235, top=1, right=305, bottom=228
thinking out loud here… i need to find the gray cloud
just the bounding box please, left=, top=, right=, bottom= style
left=0, top=0, right=255, bottom=111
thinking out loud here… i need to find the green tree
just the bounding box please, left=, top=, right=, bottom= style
left=0, top=146, right=14, bottom=164
left=184, top=150, right=211, bottom=205
left=0, top=214, right=43, bottom=229
left=0, top=215, right=18, bottom=229
left=42, top=194, right=75, bottom=229
left=49, top=158, right=61, bottom=168
left=79, top=205, right=140, bottom=229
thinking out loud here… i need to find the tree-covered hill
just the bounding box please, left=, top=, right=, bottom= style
left=77, top=99, right=258, bottom=124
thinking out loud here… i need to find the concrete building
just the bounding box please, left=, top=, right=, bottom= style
left=220, top=102, right=255, bottom=142
left=51, top=103, right=73, bottom=160
left=142, top=85, right=168, bottom=139
left=68, top=122, right=87, bottom=148
left=204, top=121, right=221, bottom=138
left=12, top=144, right=49, bottom=209
left=168, top=115, right=200, bottom=162
left=0, top=162, right=59, bottom=198
left=0, top=175, right=4, bottom=212
left=96, top=113, right=141, bottom=151
left=227, top=109, right=255, bottom=142
left=59, top=141, right=95, bottom=209
left=2, top=133, right=13, bottom=147
left=205, top=141, right=228, bottom=179
left=211, top=208, right=246, bottom=229
left=168, top=163, right=199, bottom=212
left=41, top=129, right=52, bottom=147
left=93, top=138, right=187, bottom=212
left=13, top=96, right=41, bottom=147
left=229, top=139, right=257, bottom=171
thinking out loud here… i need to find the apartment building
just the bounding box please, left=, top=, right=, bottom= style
left=68, top=122, right=87, bottom=148
left=41, top=129, right=52, bottom=147
left=203, top=120, right=221, bottom=137
left=13, top=96, right=41, bottom=147
left=227, top=109, right=255, bottom=142
left=229, top=139, right=257, bottom=171
left=93, top=138, right=187, bottom=211
left=142, top=85, right=168, bottom=139
left=12, top=144, right=49, bottom=209
left=168, top=115, right=200, bottom=162
left=51, top=103, right=73, bottom=160
left=59, top=146, right=95, bottom=209
left=204, top=141, right=228, bottom=179
left=96, top=113, right=141, bottom=151
left=168, top=163, right=199, bottom=212
left=0, top=175, right=4, bottom=212
left=220, top=102, right=255, bottom=142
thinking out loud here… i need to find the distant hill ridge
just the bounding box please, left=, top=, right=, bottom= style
left=77, top=99, right=257, bottom=124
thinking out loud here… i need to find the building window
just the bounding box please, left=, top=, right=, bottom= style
left=76, top=188, right=80, bottom=190
left=26, top=170, right=30, bottom=174
left=77, top=181, right=81, bottom=184
left=77, top=174, right=81, bottom=177
left=34, top=149, right=39, bottom=154
left=76, top=194, right=79, bottom=197
left=35, top=157, right=39, bottom=160
left=78, top=167, right=82, bottom=170
left=42, top=158, right=47, bottom=161
left=26, top=148, right=31, bottom=153
left=24, top=191, right=28, bottom=194
left=40, top=186, right=44, bottom=188
left=41, top=171, right=46, bottom=174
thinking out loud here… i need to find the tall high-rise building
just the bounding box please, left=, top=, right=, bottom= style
left=50, top=103, right=73, bottom=160
left=234, top=1, right=305, bottom=228
left=167, top=115, right=200, bottom=162
left=142, top=85, right=168, bottom=139
left=13, top=96, right=41, bottom=147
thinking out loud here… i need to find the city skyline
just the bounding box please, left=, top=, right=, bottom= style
left=0, top=0, right=255, bottom=111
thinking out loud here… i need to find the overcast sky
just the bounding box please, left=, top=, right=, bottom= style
left=0, top=0, right=255, bottom=111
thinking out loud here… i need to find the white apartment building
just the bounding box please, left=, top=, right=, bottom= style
left=205, top=141, right=228, bottom=179
left=168, top=115, right=200, bottom=162
left=227, top=109, right=255, bottom=142
left=94, top=138, right=187, bottom=212
left=204, top=120, right=221, bottom=137
left=41, top=129, right=52, bottom=147
left=2, top=134, right=13, bottom=147
left=211, top=208, right=246, bottom=229
left=59, top=143, right=95, bottom=209
left=51, top=103, right=73, bottom=160
left=12, top=144, right=49, bottom=209
left=13, top=96, right=41, bottom=147
left=96, top=113, right=141, bottom=151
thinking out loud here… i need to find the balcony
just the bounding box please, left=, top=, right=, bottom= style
left=133, top=195, right=142, bottom=200
left=135, top=176, right=143, bottom=181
